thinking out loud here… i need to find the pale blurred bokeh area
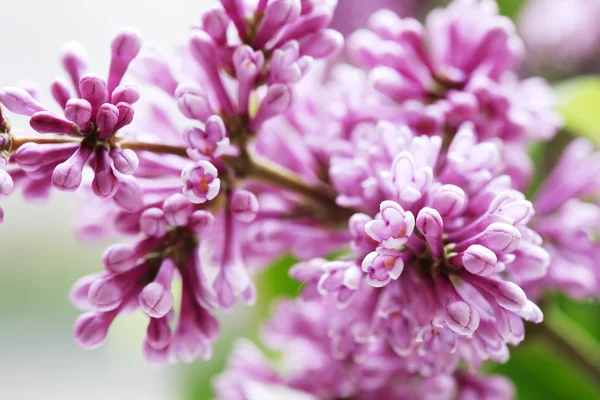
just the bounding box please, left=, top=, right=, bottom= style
left=0, top=1, right=221, bottom=399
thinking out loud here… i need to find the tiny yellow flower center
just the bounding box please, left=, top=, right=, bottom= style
left=198, top=177, right=210, bottom=193
left=384, top=257, right=395, bottom=270
left=396, top=226, right=407, bottom=238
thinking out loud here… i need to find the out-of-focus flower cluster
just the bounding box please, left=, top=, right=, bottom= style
left=0, top=0, right=598, bottom=398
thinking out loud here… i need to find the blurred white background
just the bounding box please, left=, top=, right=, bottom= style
left=0, top=1, right=216, bottom=399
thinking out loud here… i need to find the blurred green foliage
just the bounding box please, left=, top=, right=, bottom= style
left=555, top=77, right=600, bottom=145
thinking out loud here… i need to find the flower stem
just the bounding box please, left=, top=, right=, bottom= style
left=11, top=135, right=82, bottom=149
left=119, top=140, right=188, bottom=157
left=9, top=135, right=358, bottom=218
left=530, top=306, right=600, bottom=386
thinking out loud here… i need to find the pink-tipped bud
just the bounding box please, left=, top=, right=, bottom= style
left=79, top=74, right=108, bottom=106
left=13, top=142, right=78, bottom=172
left=445, top=301, right=480, bottom=336
left=140, top=287, right=173, bottom=324
left=51, top=79, right=72, bottom=109
left=462, top=244, right=497, bottom=276
left=140, top=283, right=174, bottom=318
left=300, top=29, right=344, bottom=59
left=480, top=223, right=521, bottom=253
left=88, top=276, right=124, bottom=312
left=0, top=87, right=46, bottom=116
left=189, top=210, right=216, bottom=236
left=110, top=148, right=139, bottom=175
left=493, top=281, right=528, bottom=312
left=113, top=177, right=145, bottom=212
left=175, top=84, right=214, bottom=122
left=265, top=0, right=301, bottom=27
left=253, top=0, right=301, bottom=47
left=92, top=148, right=119, bottom=198
left=108, top=28, right=142, bottom=94
left=69, top=274, right=100, bottom=311
left=416, top=207, right=443, bottom=238
left=163, top=193, right=194, bottom=226
left=52, top=144, right=94, bottom=192
left=62, top=41, right=89, bottom=94
left=202, top=8, right=230, bottom=44
left=142, top=339, right=171, bottom=365
left=432, top=185, right=467, bottom=218
left=181, top=160, right=220, bottom=204
left=96, top=103, right=119, bottom=139
left=230, top=190, right=259, bottom=222
left=189, top=30, right=218, bottom=66
left=114, top=102, right=135, bottom=131
left=111, top=28, right=142, bottom=61
left=146, top=317, right=172, bottom=350
left=251, top=84, right=292, bottom=129
left=101, top=243, right=138, bottom=273
left=30, top=111, right=77, bottom=134
left=0, top=169, right=13, bottom=197
left=140, top=208, right=167, bottom=237
left=111, top=84, right=140, bottom=104
left=64, top=98, right=92, bottom=127
left=73, top=312, right=111, bottom=349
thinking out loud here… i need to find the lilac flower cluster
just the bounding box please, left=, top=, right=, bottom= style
left=0, top=0, right=598, bottom=398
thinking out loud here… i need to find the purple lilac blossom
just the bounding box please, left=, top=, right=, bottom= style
left=0, top=29, right=142, bottom=200
left=346, top=0, right=562, bottom=190
left=214, top=298, right=514, bottom=400
left=525, top=138, right=600, bottom=299
left=0, top=0, right=592, bottom=397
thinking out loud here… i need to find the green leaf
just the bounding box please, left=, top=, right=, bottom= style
left=491, top=341, right=600, bottom=400
left=555, top=76, right=600, bottom=145
left=496, top=0, right=526, bottom=18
